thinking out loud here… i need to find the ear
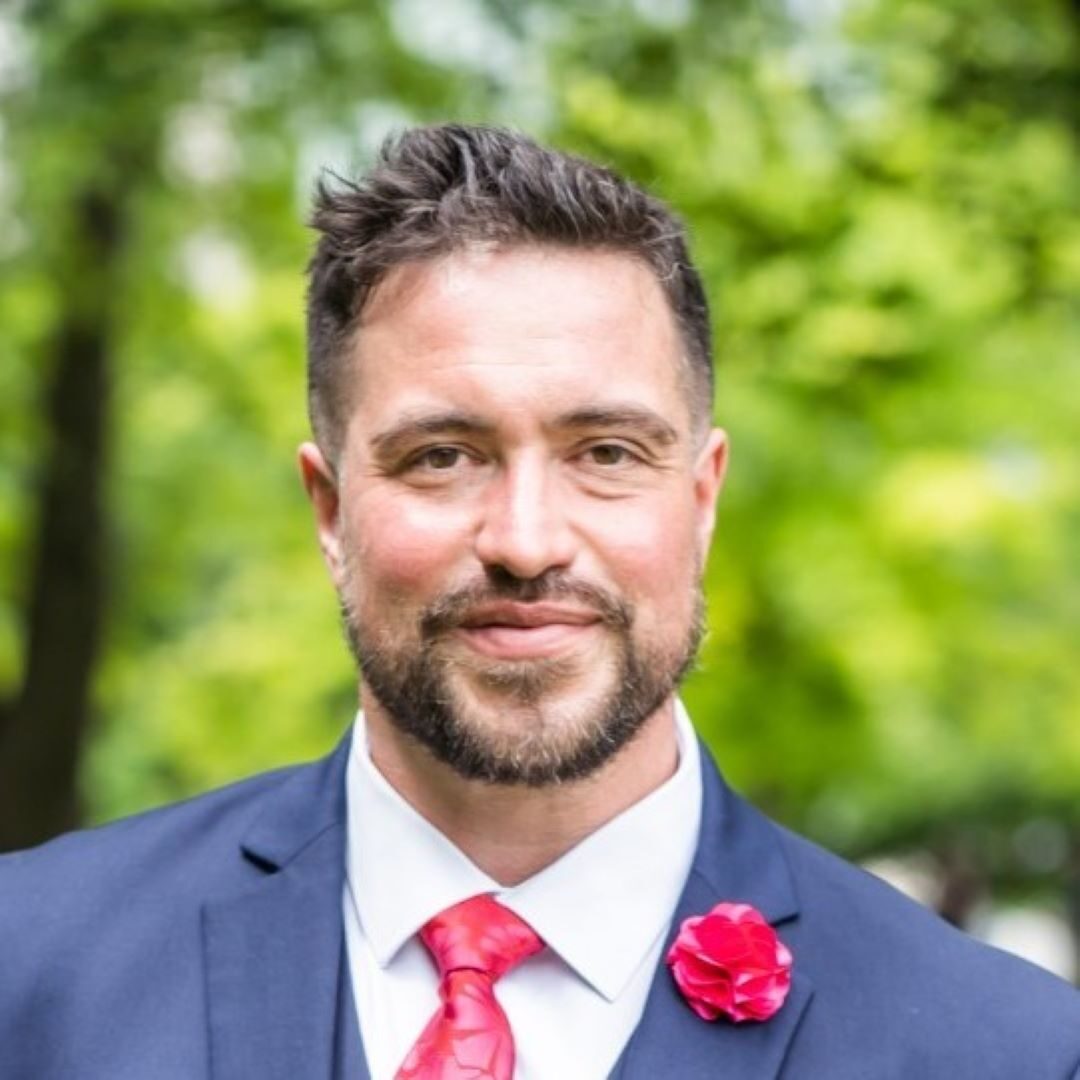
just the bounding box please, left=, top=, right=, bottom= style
left=692, top=427, right=729, bottom=557
left=298, top=441, right=346, bottom=589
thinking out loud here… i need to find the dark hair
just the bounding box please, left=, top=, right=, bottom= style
left=306, top=123, right=713, bottom=458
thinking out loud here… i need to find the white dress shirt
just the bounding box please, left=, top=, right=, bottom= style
left=342, top=704, right=702, bottom=1080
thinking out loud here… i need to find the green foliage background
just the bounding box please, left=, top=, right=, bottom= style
left=1, top=0, right=1077, bottom=909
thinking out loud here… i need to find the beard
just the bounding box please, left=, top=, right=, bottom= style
left=340, top=568, right=704, bottom=787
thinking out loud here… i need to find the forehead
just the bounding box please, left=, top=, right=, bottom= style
left=347, top=246, right=689, bottom=435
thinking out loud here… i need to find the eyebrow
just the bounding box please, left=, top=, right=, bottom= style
left=370, top=410, right=498, bottom=458
left=553, top=406, right=680, bottom=446
left=369, top=403, right=681, bottom=458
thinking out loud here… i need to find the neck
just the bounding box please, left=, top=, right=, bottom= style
left=361, top=696, right=680, bottom=887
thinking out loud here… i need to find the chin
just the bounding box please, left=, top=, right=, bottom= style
left=450, top=645, right=614, bottom=712
left=443, top=665, right=623, bottom=758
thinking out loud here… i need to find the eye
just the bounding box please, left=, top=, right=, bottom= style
left=416, top=446, right=465, bottom=470
left=582, top=443, right=637, bottom=467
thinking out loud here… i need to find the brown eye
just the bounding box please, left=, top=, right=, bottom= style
left=586, top=444, right=631, bottom=466
left=419, top=446, right=464, bottom=470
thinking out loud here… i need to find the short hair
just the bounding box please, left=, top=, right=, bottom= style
left=306, top=123, right=713, bottom=459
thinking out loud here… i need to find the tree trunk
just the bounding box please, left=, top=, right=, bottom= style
left=1066, top=832, right=1080, bottom=987
left=934, top=837, right=985, bottom=930
left=0, top=184, right=123, bottom=851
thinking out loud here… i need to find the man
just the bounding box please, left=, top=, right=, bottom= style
left=1, top=124, right=1078, bottom=1079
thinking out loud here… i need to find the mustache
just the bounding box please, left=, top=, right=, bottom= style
left=419, top=572, right=632, bottom=639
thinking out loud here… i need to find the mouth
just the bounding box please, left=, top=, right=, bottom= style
left=454, top=602, right=603, bottom=660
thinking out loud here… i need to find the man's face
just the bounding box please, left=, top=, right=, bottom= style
left=301, top=246, right=727, bottom=785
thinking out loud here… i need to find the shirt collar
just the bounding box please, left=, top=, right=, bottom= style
left=345, top=703, right=702, bottom=1003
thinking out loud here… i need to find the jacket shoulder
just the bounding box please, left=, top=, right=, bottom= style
left=773, top=823, right=1080, bottom=1076
left=0, top=751, right=347, bottom=1077
left=2, top=762, right=301, bottom=884
left=0, top=761, right=312, bottom=966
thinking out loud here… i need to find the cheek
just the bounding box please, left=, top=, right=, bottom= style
left=344, top=490, right=474, bottom=603
left=591, top=497, right=701, bottom=612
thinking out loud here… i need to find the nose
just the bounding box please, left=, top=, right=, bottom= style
left=473, top=456, right=578, bottom=581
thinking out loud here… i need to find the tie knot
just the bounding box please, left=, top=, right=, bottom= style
left=420, top=895, right=543, bottom=982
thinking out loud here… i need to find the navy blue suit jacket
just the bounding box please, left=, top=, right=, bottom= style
left=2, top=734, right=1079, bottom=1078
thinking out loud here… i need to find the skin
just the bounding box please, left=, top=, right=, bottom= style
left=300, top=246, right=728, bottom=885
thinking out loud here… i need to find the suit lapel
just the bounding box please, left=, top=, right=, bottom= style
left=334, top=942, right=371, bottom=1080
left=611, top=746, right=814, bottom=1080
left=202, top=738, right=370, bottom=1080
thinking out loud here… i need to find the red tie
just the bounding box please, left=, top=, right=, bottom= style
left=395, top=894, right=544, bottom=1080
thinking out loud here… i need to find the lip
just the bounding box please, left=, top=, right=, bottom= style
left=458, top=602, right=601, bottom=629
left=455, top=603, right=602, bottom=659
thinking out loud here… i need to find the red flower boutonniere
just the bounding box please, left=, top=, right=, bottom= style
left=666, top=901, right=792, bottom=1023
